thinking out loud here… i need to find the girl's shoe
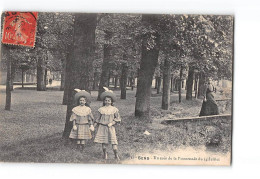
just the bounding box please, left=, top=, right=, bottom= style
left=103, top=149, right=108, bottom=160
left=80, top=144, right=85, bottom=151
left=113, top=149, right=120, bottom=161
left=76, top=144, right=80, bottom=149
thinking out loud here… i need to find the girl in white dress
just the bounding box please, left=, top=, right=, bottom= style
left=94, top=88, right=121, bottom=160
left=69, top=90, right=94, bottom=150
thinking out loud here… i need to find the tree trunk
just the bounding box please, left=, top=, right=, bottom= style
left=112, top=77, right=115, bottom=87
left=22, top=69, right=24, bottom=88
left=62, top=53, right=72, bottom=105
left=186, top=65, right=194, bottom=100
left=92, top=71, right=99, bottom=90
left=120, top=62, right=128, bottom=99
left=10, top=62, right=16, bottom=91
left=162, top=58, right=171, bottom=110
left=60, top=59, right=66, bottom=91
left=97, top=30, right=113, bottom=100
left=154, top=77, right=158, bottom=89
left=156, top=77, right=162, bottom=94
left=114, top=75, right=118, bottom=89
left=170, top=76, right=173, bottom=92
left=2, top=45, right=12, bottom=110
left=108, top=71, right=111, bottom=87
left=198, top=72, right=206, bottom=98
left=135, top=15, right=160, bottom=118
left=63, top=13, right=97, bottom=138
left=97, top=43, right=112, bottom=100
left=179, top=66, right=183, bottom=103
left=131, top=77, right=135, bottom=90
left=62, top=47, right=74, bottom=104
left=44, top=68, right=48, bottom=86
left=194, top=73, right=199, bottom=98
left=174, top=78, right=178, bottom=91
left=37, top=57, right=46, bottom=91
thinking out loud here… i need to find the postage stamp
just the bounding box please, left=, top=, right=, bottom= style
left=1, top=12, right=38, bottom=47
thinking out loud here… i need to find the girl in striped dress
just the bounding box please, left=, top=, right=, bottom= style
left=94, top=88, right=121, bottom=160
left=69, top=90, right=94, bottom=150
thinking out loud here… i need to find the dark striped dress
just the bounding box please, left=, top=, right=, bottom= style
left=69, top=106, right=94, bottom=140
left=94, top=106, right=121, bottom=144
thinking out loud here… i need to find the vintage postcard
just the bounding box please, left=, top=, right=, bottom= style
left=0, top=12, right=233, bottom=165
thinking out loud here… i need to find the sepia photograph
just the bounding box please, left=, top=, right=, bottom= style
left=0, top=11, right=233, bottom=166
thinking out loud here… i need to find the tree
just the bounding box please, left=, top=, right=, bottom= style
left=36, top=49, right=47, bottom=91
left=1, top=44, right=12, bottom=110
left=63, top=13, right=97, bottom=138
left=179, top=65, right=184, bottom=103
left=97, top=30, right=113, bottom=101
left=135, top=14, right=160, bottom=118
left=120, top=60, right=128, bottom=99
left=161, top=56, right=171, bottom=110
left=186, top=65, right=194, bottom=100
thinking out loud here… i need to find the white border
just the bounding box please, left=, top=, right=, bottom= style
left=1, top=0, right=260, bottom=179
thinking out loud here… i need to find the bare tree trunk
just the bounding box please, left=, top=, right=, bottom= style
left=22, top=69, right=24, bottom=88
left=120, top=62, right=128, bottom=99
left=179, top=66, right=183, bottom=103
left=135, top=15, right=160, bottom=118
left=127, top=78, right=130, bottom=87
left=60, top=59, right=66, bottom=91
left=37, top=57, right=46, bottom=91
left=130, top=77, right=135, bottom=90
left=10, top=62, right=16, bottom=91
left=194, top=73, right=199, bottom=98
left=186, top=65, right=194, bottom=100
left=162, top=58, right=171, bottom=110
left=62, top=52, right=72, bottom=105
left=62, top=47, right=74, bottom=105
left=108, top=70, right=111, bottom=87
left=2, top=45, right=12, bottom=110
left=114, top=75, right=118, bottom=89
left=92, top=71, right=99, bottom=90
left=174, top=78, right=178, bottom=91
left=44, top=68, right=48, bottom=86
left=97, top=43, right=112, bottom=100
left=170, top=76, right=173, bottom=92
left=154, top=77, right=158, bottom=89
left=156, top=76, right=162, bottom=94
left=63, top=13, right=97, bottom=138
left=198, top=72, right=206, bottom=98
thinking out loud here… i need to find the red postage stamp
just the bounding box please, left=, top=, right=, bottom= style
left=1, top=12, right=38, bottom=47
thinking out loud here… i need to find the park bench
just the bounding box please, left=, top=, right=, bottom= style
left=161, top=114, right=232, bottom=125
left=215, top=98, right=232, bottom=102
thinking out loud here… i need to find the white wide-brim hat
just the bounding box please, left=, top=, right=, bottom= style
left=74, top=90, right=91, bottom=104
left=100, top=91, right=116, bottom=102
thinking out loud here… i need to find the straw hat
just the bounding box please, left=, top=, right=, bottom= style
left=100, top=87, right=116, bottom=102
left=73, top=89, right=91, bottom=104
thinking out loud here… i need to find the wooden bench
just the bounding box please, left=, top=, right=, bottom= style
left=161, top=114, right=232, bottom=125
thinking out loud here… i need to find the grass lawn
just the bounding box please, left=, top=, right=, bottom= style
left=0, top=85, right=231, bottom=165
